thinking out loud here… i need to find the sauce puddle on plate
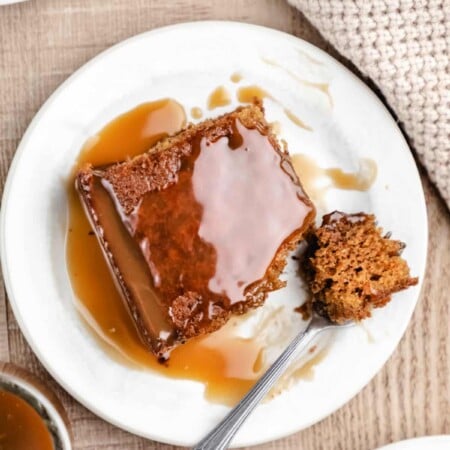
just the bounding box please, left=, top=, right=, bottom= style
left=230, top=72, right=243, bottom=83
left=66, top=97, right=324, bottom=406
left=190, top=106, right=203, bottom=119
left=237, top=85, right=271, bottom=103
left=67, top=98, right=266, bottom=405
left=0, top=390, right=54, bottom=450
left=291, top=153, right=377, bottom=206
left=207, top=86, right=231, bottom=110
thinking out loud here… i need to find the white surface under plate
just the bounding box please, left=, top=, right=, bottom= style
left=377, top=436, right=450, bottom=450
left=0, top=22, right=428, bottom=447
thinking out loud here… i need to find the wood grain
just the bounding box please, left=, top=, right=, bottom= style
left=0, top=1, right=449, bottom=449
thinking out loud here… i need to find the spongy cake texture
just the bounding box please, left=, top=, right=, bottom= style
left=303, top=211, right=418, bottom=323
left=77, top=103, right=315, bottom=357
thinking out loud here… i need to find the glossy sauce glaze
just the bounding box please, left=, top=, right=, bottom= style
left=237, top=85, right=270, bottom=103
left=237, top=85, right=312, bottom=131
left=67, top=98, right=317, bottom=405
left=0, top=390, right=54, bottom=450
left=122, top=119, right=311, bottom=307
left=83, top=110, right=314, bottom=354
left=80, top=99, right=186, bottom=165
left=207, top=86, right=231, bottom=109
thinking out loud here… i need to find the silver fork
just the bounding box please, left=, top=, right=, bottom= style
left=192, top=314, right=348, bottom=450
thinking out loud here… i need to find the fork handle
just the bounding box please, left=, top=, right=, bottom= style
left=192, top=315, right=330, bottom=450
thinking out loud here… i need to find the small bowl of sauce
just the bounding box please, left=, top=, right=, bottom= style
left=0, top=363, right=71, bottom=450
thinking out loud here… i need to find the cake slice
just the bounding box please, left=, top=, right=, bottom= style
left=303, top=211, right=418, bottom=323
left=76, top=103, right=315, bottom=359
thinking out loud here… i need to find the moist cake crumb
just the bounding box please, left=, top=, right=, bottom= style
left=303, top=211, right=418, bottom=323
left=76, top=102, right=315, bottom=358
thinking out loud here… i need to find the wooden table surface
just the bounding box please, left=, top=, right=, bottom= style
left=0, top=1, right=449, bottom=449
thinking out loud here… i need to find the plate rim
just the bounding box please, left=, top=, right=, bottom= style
left=376, top=435, right=450, bottom=450
left=0, top=20, right=428, bottom=447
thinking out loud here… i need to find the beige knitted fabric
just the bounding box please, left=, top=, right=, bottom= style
left=289, top=0, right=450, bottom=207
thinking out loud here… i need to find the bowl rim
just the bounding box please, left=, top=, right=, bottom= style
left=0, top=364, right=72, bottom=450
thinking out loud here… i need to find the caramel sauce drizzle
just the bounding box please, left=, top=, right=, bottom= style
left=207, top=86, right=231, bottom=110
left=237, top=85, right=312, bottom=131
left=190, top=106, right=203, bottom=119
left=230, top=72, right=243, bottom=83
left=261, top=57, right=333, bottom=107
left=67, top=98, right=323, bottom=405
left=291, top=153, right=378, bottom=207
left=283, top=108, right=313, bottom=131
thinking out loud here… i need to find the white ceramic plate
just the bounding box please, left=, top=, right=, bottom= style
left=0, top=22, right=427, bottom=447
left=377, top=436, right=450, bottom=450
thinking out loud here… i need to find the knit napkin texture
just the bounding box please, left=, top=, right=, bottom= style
left=288, top=0, right=450, bottom=207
